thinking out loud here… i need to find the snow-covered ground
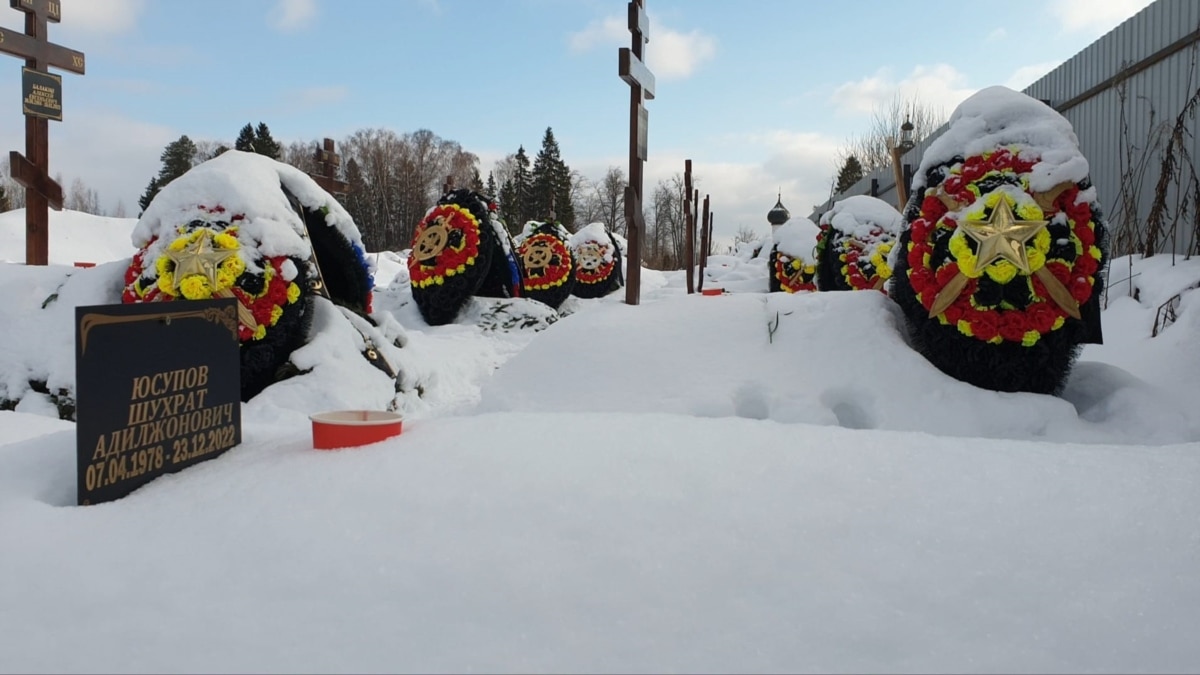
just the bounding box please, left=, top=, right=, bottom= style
left=2, top=208, right=1200, bottom=673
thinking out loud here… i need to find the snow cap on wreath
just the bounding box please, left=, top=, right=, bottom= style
left=891, top=86, right=1108, bottom=394
left=815, top=195, right=903, bottom=293
left=769, top=217, right=821, bottom=294
left=569, top=222, right=625, bottom=298
left=124, top=150, right=374, bottom=400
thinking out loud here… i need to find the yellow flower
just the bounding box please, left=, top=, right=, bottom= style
left=1021, top=330, right=1041, bottom=347
left=157, top=272, right=175, bottom=295
left=168, top=238, right=188, bottom=252
left=270, top=305, right=283, bottom=326
left=985, top=260, right=1018, bottom=284
left=253, top=325, right=267, bottom=341
left=287, top=282, right=301, bottom=304
left=950, top=233, right=980, bottom=278
left=957, top=319, right=974, bottom=337
left=156, top=255, right=172, bottom=277
left=178, top=275, right=212, bottom=300
left=213, top=232, right=239, bottom=250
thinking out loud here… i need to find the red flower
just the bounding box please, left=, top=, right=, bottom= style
left=1026, top=302, right=1061, bottom=334
left=909, top=266, right=936, bottom=293
left=971, top=310, right=1001, bottom=341
left=1074, top=220, right=1095, bottom=248
left=943, top=302, right=965, bottom=325
left=908, top=242, right=931, bottom=269
left=1070, top=275, right=1094, bottom=303
left=1074, top=251, right=1098, bottom=277
left=999, top=311, right=1032, bottom=342
left=935, top=262, right=961, bottom=287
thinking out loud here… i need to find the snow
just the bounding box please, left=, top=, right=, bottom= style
left=771, top=216, right=821, bottom=260
left=133, top=151, right=369, bottom=286
left=3, top=211, right=1200, bottom=669
left=916, top=85, right=1090, bottom=192
left=819, top=195, right=904, bottom=240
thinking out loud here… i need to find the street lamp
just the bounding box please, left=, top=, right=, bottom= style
left=889, top=115, right=915, bottom=210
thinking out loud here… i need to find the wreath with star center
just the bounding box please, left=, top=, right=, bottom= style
left=123, top=217, right=305, bottom=344
left=902, top=147, right=1103, bottom=347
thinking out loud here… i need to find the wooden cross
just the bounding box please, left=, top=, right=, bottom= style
left=698, top=194, right=711, bottom=291
left=441, top=174, right=453, bottom=196
left=683, top=159, right=694, bottom=294
left=1, top=0, right=85, bottom=265
left=618, top=0, right=654, bottom=305
left=308, top=138, right=348, bottom=195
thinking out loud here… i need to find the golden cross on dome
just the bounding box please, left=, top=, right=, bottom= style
left=958, top=197, right=1048, bottom=275
left=165, top=229, right=236, bottom=293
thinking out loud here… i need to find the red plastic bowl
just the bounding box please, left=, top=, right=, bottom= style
left=310, top=410, right=403, bottom=450
left=701, top=288, right=724, bottom=296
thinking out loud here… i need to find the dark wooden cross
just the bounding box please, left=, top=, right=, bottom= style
left=441, top=174, right=453, bottom=196
left=618, top=0, right=654, bottom=305
left=308, top=138, right=348, bottom=195
left=683, top=159, right=694, bottom=294
left=697, top=194, right=711, bottom=291
left=1, top=0, right=85, bottom=265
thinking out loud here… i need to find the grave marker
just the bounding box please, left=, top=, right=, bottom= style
left=684, top=159, right=694, bottom=294
left=619, top=0, right=654, bottom=305
left=309, top=138, right=348, bottom=196
left=1, top=0, right=85, bottom=265
left=75, top=297, right=242, bottom=506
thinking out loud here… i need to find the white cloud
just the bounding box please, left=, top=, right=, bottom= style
left=1005, top=61, right=1065, bottom=91
left=1049, top=0, right=1156, bottom=34
left=269, top=0, right=318, bottom=33
left=569, top=14, right=717, bottom=81
left=569, top=16, right=627, bottom=52
left=64, top=0, right=145, bottom=34
left=830, top=64, right=976, bottom=118
left=0, top=112, right=177, bottom=216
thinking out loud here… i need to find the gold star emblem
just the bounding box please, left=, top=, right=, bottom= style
left=165, top=229, right=237, bottom=293
left=958, top=197, right=1048, bottom=275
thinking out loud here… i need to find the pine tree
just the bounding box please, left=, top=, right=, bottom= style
left=499, top=146, right=532, bottom=232
left=486, top=171, right=497, bottom=200
left=139, top=135, right=198, bottom=212
left=235, top=123, right=256, bottom=152
left=530, top=127, right=575, bottom=228
left=835, top=155, right=864, bottom=195
left=254, top=122, right=282, bottom=160
left=0, top=183, right=9, bottom=212
left=469, top=167, right=484, bottom=193
left=137, top=177, right=160, bottom=214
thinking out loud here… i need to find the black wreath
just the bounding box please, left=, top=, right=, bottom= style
left=890, top=159, right=1108, bottom=395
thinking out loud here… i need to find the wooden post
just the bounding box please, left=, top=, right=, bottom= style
left=308, top=138, right=348, bottom=195
left=619, top=0, right=655, bottom=305
left=697, top=194, right=710, bottom=291
left=683, top=159, right=694, bottom=294
left=442, top=174, right=454, bottom=196
left=1, top=0, right=86, bottom=265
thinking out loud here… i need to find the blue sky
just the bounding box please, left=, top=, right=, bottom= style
left=0, top=0, right=1156, bottom=240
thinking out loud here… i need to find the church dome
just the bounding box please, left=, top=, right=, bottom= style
left=767, top=193, right=790, bottom=226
